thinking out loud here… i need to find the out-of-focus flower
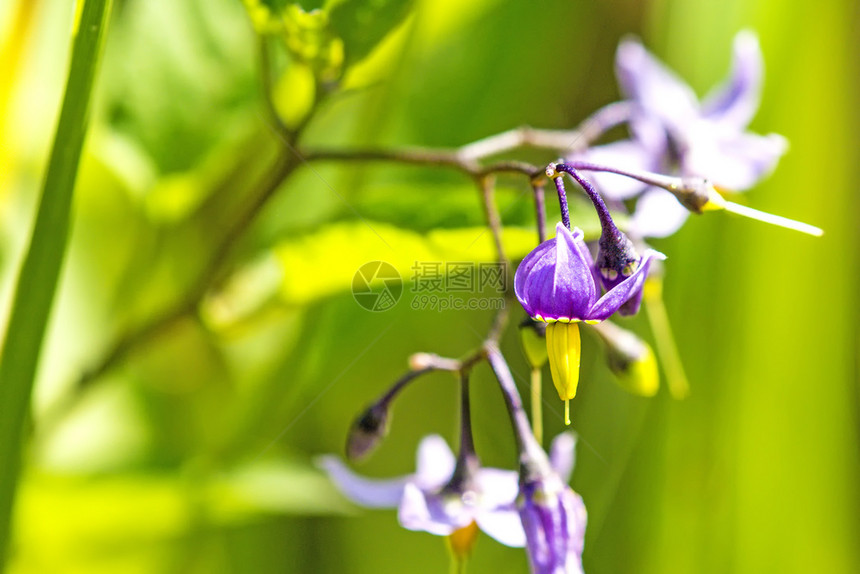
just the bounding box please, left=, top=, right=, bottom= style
left=573, top=31, right=787, bottom=238
left=591, top=320, right=659, bottom=396
left=518, top=432, right=587, bottom=574
left=317, top=435, right=526, bottom=548
left=514, top=222, right=664, bottom=417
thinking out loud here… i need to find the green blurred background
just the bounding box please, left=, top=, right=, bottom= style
left=1, top=0, right=858, bottom=572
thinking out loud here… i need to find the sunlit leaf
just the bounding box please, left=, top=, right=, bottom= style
left=273, top=220, right=536, bottom=306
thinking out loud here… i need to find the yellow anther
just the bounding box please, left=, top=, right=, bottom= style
left=545, top=322, right=582, bottom=403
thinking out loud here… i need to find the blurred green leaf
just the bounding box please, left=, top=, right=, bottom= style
left=15, top=474, right=186, bottom=573
left=328, top=0, right=415, bottom=68
left=208, top=459, right=353, bottom=519
left=354, top=183, right=527, bottom=231
left=104, top=0, right=256, bottom=173
left=352, top=182, right=603, bottom=233
left=0, top=0, right=113, bottom=566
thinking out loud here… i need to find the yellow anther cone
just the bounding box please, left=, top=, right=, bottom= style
left=447, top=521, right=479, bottom=568
left=545, top=322, right=581, bottom=425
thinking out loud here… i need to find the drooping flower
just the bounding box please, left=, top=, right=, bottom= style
left=514, top=222, right=664, bottom=418
left=572, top=30, right=787, bottom=238
left=518, top=432, right=587, bottom=574
left=515, top=223, right=663, bottom=324
left=548, top=163, right=653, bottom=317
left=317, top=434, right=527, bottom=548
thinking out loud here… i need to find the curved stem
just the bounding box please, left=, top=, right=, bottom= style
left=552, top=176, right=571, bottom=230
left=447, top=372, right=479, bottom=491
left=485, top=344, right=550, bottom=473
left=554, top=163, right=618, bottom=239
left=458, top=372, right=476, bottom=459
left=373, top=366, right=438, bottom=410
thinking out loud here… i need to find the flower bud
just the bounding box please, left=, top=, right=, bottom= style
left=519, top=318, right=548, bottom=369
left=670, top=177, right=724, bottom=213
left=346, top=403, right=390, bottom=461
left=595, top=226, right=642, bottom=314
left=591, top=321, right=658, bottom=396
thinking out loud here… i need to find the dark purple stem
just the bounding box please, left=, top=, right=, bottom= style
left=555, top=163, right=626, bottom=245
left=447, top=372, right=479, bottom=490
left=458, top=372, right=475, bottom=457
left=564, top=160, right=675, bottom=189
left=552, top=177, right=571, bottom=230
left=485, top=344, right=552, bottom=473
left=374, top=367, right=435, bottom=410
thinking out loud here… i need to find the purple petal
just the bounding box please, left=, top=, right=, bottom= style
left=619, top=284, right=646, bottom=316
left=519, top=477, right=588, bottom=574
left=683, top=129, right=787, bottom=191
left=398, top=483, right=463, bottom=536
left=476, top=507, right=527, bottom=548
left=629, top=188, right=691, bottom=238
left=515, top=239, right=556, bottom=317
left=316, top=456, right=407, bottom=508
left=587, top=248, right=666, bottom=321
left=701, top=31, right=763, bottom=129
left=515, top=225, right=598, bottom=321
left=615, top=38, right=699, bottom=129
left=414, top=435, right=456, bottom=490
left=552, top=225, right=599, bottom=319
left=549, top=432, right=577, bottom=483
left=472, top=468, right=525, bottom=546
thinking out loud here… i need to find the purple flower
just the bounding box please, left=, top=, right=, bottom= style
left=317, top=435, right=527, bottom=547
left=514, top=222, right=664, bottom=411
left=518, top=432, right=587, bottom=574
left=514, top=223, right=664, bottom=324
left=574, top=31, right=787, bottom=237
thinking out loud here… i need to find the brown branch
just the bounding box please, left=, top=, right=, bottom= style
left=62, top=82, right=627, bottom=417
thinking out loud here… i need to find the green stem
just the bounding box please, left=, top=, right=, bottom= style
left=0, top=0, right=113, bottom=567
left=531, top=368, right=543, bottom=446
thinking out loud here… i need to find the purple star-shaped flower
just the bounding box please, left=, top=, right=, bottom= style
left=514, top=223, right=664, bottom=323
left=316, top=434, right=527, bottom=547
left=574, top=31, right=787, bottom=237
